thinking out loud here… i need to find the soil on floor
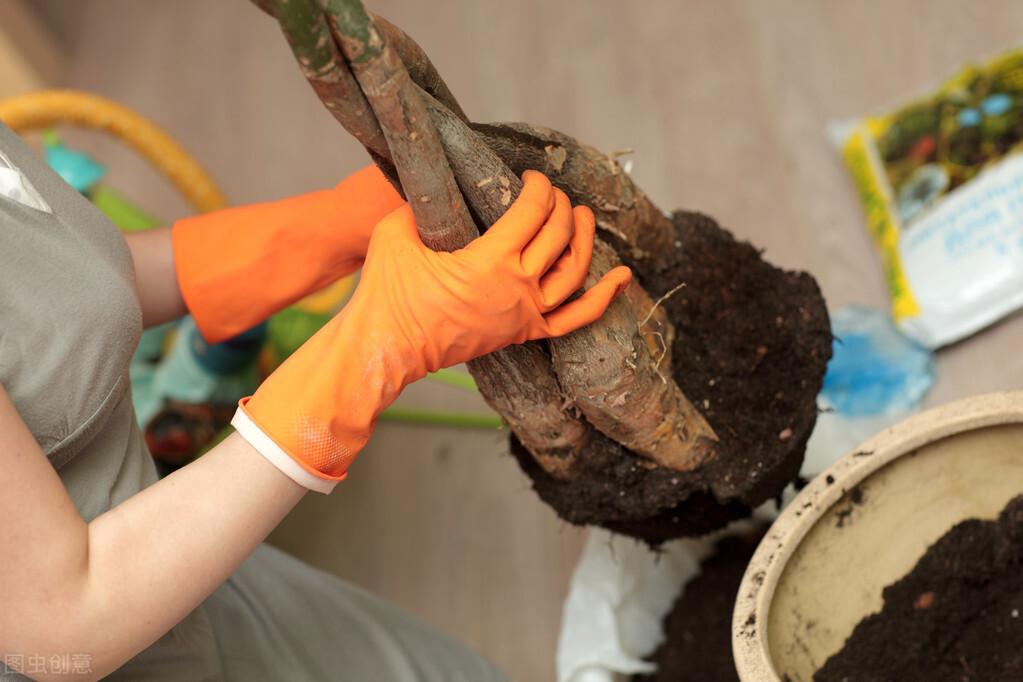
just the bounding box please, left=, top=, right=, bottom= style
left=815, top=494, right=1023, bottom=682
left=634, top=526, right=767, bottom=682
left=511, top=211, right=832, bottom=542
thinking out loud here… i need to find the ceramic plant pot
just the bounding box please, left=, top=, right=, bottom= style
left=732, top=391, right=1023, bottom=682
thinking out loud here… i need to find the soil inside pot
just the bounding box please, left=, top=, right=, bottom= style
left=634, top=526, right=768, bottom=682
left=815, top=494, right=1023, bottom=682
left=511, top=211, right=832, bottom=542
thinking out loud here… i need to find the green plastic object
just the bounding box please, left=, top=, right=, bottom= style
left=379, top=406, right=502, bottom=430
left=267, top=306, right=333, bottom=366
left=426, top=367, right=478, bottom=391
left=91, top=185, right=161, bottom=232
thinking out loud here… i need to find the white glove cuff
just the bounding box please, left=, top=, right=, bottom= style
left=231, top=407, right=339, bottom=494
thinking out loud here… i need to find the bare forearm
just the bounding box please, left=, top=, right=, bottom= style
left=124, top=227, right=188, bottom=327
left=75, top=433, right=305, bottom=677
left=0, top=385, right=305, bottom=680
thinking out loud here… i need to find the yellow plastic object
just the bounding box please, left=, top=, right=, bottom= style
left=0, top=89, right=227, bottom=212
left=839, top=129, right=920, bottom=322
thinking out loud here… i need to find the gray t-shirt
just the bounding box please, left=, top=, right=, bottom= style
left=0, top=124, right=221, bottom=679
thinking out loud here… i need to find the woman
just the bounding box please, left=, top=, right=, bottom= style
left=0, top=123, right=630, bottom=680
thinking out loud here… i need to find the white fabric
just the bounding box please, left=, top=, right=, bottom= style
left=231, top=407, right=338, bottom=494
left=0, top=149, right=52, bottom=213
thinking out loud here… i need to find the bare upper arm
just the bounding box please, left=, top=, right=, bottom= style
left=0, top=384, right=89, bottom=657
left=123, top=227, right=188, bottom=328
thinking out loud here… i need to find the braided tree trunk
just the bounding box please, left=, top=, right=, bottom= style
left=257, top=0, right=718, bottom=481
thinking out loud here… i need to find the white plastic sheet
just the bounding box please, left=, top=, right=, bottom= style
left=557, top=530, right=713, bottom=682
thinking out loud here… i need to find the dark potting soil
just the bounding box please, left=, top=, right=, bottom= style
left=511, top=211, right=832, bottom=542
left=815, top=494, right=1023, bottom=682
left=634, top=526, right=767, bottom=682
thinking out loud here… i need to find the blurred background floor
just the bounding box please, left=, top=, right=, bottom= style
left=16, top=1, right=1023, bottom=679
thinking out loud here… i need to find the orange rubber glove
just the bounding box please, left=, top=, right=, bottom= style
left=172, top=165, right=403, bottom=343
left=231, top=171, right=632, bottom=492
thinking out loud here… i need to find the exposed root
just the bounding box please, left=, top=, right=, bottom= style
left=640, top=282, right=686, bottom=329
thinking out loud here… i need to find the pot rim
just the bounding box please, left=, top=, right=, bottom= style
left=731, top=390, right=1023, bottom=682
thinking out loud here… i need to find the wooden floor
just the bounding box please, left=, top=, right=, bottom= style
left=32, top=1, right=1023, bottom=679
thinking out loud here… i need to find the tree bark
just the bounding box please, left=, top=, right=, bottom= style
left=321, top=0, right=593, bottom=477
left=549, top=240, right=716, bottom=472
left=258, top=0, right=720, bottom=476
left=418, top=85, right=718, bottom=470
left=472, top=122, right=678, bottom=271
left=371, top=14, right=469, bottom=123
left=262, top=0, right=592, bottom=479
left=262, top=0, right=394, bottom=174
left=362, top=14, right=676, bottom=271
left=324, top=0, right=474, bottom=252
